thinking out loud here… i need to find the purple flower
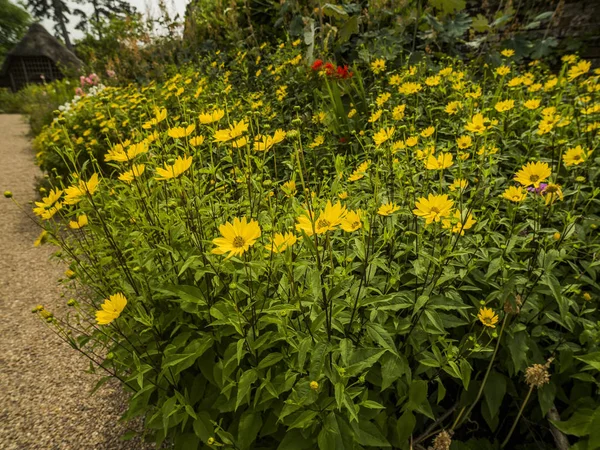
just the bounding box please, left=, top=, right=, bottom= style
left=527, top=183, right=547, bottom=194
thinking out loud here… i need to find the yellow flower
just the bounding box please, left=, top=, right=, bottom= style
left=439, top=67, right=453, bottom=77
left=465, top=113, right=487, bottom=134
left=478, top=307, right=498, bottom=328
left=425, top=153, right=453, bottom=170
left=341, top=210, right=362, bottom=232
left=295, top=201, right=347, bottom=236
left=495, top=99, right=515, bottom=112
left=399, top=82, right=422, bottom=95
left=563, top=145, right=589, bottom=166
left=377, top=202, right=400, bottom=216
left=373, top=127, right=395, bottom=146
left=33, top=230, right=48, bottom=247
left=392, top=104, right=406, bottom=120
left=69, top=214, right=88, bottom=229
left=254, top=129, right=287, bottom=152
left=232, top=137, right=248, bottom=148
left=501, top=49, right=515, bottom=57
left=445, top=101, right=461, bottom=115
left=371, top=58, right=386, bottom=74
left=413, top=194, right=454, bottom=224
left=421, top=126, right=435, bottom=138
left=33, top=188, right=62, bottom=218
left=282, top=180, right=297, bottom=197
left=214, top=120, right=248, bottom=143
left=338, top=191, right=348, bottom=200
left=212, top=217, right=261, bottom=259
left=310, top=381, right=319, bottom=390
left=96, top=293, right=127, bottom=325
left=456, top=135, right=472, bottom=149
left=514, top=161, right=551, bottom=188
left=276, top=85, right=288, bottom=101
left=64, top=173, right=100, bottom=205
left=524, top=99, right=541, bottom=110
left=389, top=74, right=402, bottom=86
left=449, top=178, right=468, bottom=192
left=118, top=164, right=146, bottom=184
left=425, top=75, right=441, bottom=86
left=348, top=160, right=370, bottom=182
left=168, top=124, right=196, bottom=139
left=544, top=77, right=558, bottom=91
left=369, top=110, right=383, bottom=123
left=502, top=186, right=527, bottom=202
left=267, top=232, right=297, bottom=253
left=309, top=135, right=325, bottom=148
left=189, top=136, right=205, bottom=146
left=155, top=156, right=193, bottom=180
left=406, top=136, right=419, bottom=147
left=442, top=210, right=476, bottom=235
left=376, top=92, right=391, bottom=107
left=199, top=109, right=225, bottom=124
left=496, top=65, right=510, bottom=76
left=348, top=108, right=357, bottom=118
left=568, top=60, right=591, bottom=81
left=543, top=183, right=563, bottom=205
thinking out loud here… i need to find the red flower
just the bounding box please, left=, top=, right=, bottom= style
left=311, top=59, right=324, bottom=71
left=339, top=136, right=348, bottom=143
left=336, top=65, right=353, bottom=79
left=324, top=62, right=336, bottom=76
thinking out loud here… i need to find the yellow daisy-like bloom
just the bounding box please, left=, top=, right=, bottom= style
left=524, top=99, right=541, bottom=110
left=212, top=217, right=261, bottom=259
left=425, top=75, right=441, bottom=86
left=399, top=82, right=422, bottom=95
left=69, top=214, right=88, bottom=229
left=377, top=202, right=400, bottom=216
left=105, top=141, right=147, bottom=163
left=375, top=92, right=391, bottom=107
left=266, top=232, right=297, bottom=253
left=168, top=124, right=196, bottom=139
left=563, top=145, right=588, bottom=166
left=392, top=104, right=406, bottom=120
left=232, top=137, right=248, bottom=148
left=425, top=153, right=453, bottom=170
left=502, top=186, right=527, bottom=202
left=439, top=67, right=453, bottom=77
left=543, top=183, right=564, bottom=205
left=254, top=129, right=287, bottom=152
left=348, top=108, right=357, bottom=118
left=348, top=160, right=370, bottom=182
left=118, top=164, right=145, bottom=184
left=282, top=180, right=297, bottom=197
left=189, top=136, right=205, bottom=146
left=214, top=120, right=248, bottom=143
left=495, top=99, right=515, bottom=112
left=421, top=126, right=435, bottom=138
left=514, top=161, right=551, bottom=188
left=567, top=60, right=591, bottom=81
left=373, top=127, right=395, bottom=146
left=501, top=49, right=515, bottom=57
left=96, top=293, right=127, bottom=325
left=341, top=210, right=362, bottom=232
left=495, top=65, right=510, bottom=76
left=449, top=178, right=468, bottom=192
left=478, top=307, right=499, bottom=328
left=338, top=191, right=348, bottom=200
left=199, top=109, right=225, bottom=124
left=465, top=113, right=487, bottom=134
left=309, top=135, right=325, bottom=149
left=371, top=58, right=386, bottom=74
left=33, top=230, right=48, bottom=247
left=295, top=201, right=347, bottom=236
left=155, top=156, right=193, bottom=180
left=369, top=110, right=383, bottom=123
left=388, top=74, right=402, bottom=86
left=445, top=101, right=461, bottom=115
left=64, top=173, right=100, bottom=205
left=442, top=210, right=476, bottom=235
left=413, top=194, right=454, bottom=224
left=456, top=135, right=472, bottom=149
left=406, top=136, right=419, bottom=147
left=33, top=188, right=62, bottom=217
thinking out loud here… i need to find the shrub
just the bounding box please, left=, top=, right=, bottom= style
left=25, top=44, right=600, bottom=450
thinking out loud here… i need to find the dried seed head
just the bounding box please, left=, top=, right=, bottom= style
left=525, top=358, right=553, bottom=388
left=504, top=294, right=523, bottom=315
left=429, top=430, right=453, bottom=450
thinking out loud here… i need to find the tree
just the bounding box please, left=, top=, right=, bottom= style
left=0, top=0, right=31, bottom=62
left=26, top=0, right=73, bottom=49
left=73, top=0, right=136, bottom=39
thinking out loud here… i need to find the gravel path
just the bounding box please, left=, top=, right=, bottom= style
left=0, top=115, right=150, bottom=450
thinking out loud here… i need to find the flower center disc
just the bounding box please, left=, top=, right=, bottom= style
left=317, top=219, right=331, bottom=229
left=233, top=236, right=246, bottom=248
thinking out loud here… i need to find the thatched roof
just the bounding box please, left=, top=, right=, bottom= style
left=1, top=23, right=82, bottom=74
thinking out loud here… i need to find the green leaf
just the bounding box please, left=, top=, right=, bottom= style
left=355, top=419, right=391, bottom=447
left=236, top=369, right=258, bottom=410
left=472, top=14, right=490, bottom=32
left=380, top=352, right=408, bottom=390
left=408, top=380, right=428, bottom=411
left=460, top=359, right=472, bottom=390
left=550, top=409, right=595, bottom=436
left=589, top=408, right=600, bottom=450
left=162, top=336, right=214, bottom=376
left=575, top=352, right=600, bottom=371
left=430, top=0, right=466, bottom=15
left=538, top=382, right=556, bottom=416
left=258, top=352, right=284, bottom=369
left=483, top=371, right=506, bottom=419
left=367, top=322, right=397, bottom=353
left=396, top=411, right=416, bottom=445
left=322, top=3, right=348, bottom=20
left=193, top=412, right=213, bottom=442
left=544, top=273, right=569, bottom=321
left=338, top=16, right=359, bottom=44
left=360, top=400, right=385, bottom=409
left=238, top=410, right=263, bottom=450
left=318, top=412, right=348, bottom=450
left=288, top=410, right=319, bottom=429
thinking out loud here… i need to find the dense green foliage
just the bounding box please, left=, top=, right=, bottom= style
left=22, top=40, right=600, bottom=450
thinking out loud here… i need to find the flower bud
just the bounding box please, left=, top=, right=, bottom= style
left=310, top=380, right=319, bottom=390
left=67, top=298, right=76, bottom=306
left=583, top=292, right=592, bottom=301
left=553, top=232, right=561, bottom=240
left=3, top=191, right=13, bottom=198
left=207, top=437, right=215, bottom=445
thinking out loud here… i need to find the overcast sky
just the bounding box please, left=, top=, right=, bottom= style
left=40, top=0, right=188, bottom=40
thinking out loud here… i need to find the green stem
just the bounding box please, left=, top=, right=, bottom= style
left=501, top=385, right=534, bottom=448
